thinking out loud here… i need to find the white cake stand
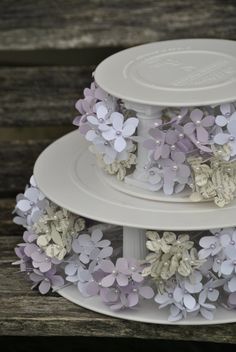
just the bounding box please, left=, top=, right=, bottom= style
left=34, top=131, right=236, bottom=325
left=34, top=39, right=236, bottom=324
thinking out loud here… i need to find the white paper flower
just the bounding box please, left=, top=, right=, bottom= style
left=102, top=112, right=138, bottom=152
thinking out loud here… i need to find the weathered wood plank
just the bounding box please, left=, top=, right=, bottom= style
left=0, top=139, right=52, bottom=194
left=0, top=0, right=236, bottom=50
left=0, top=199, right=18, bottom=236
left=0, top=66, right=93, bottom=126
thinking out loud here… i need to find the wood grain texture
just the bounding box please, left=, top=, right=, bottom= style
left=0, top=66, right=93, bottom=126
left=0, top=0, right=236, bottom=50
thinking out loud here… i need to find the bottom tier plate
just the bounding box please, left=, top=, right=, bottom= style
left=57, top=284, right=236, bottom=325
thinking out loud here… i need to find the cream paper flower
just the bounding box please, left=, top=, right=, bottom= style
left=143, top=231, right=203, bottom=282
left=33, top=203, right=85, bottom=260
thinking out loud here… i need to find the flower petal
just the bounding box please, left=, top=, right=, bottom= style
left=117, top=273, right=128, bottom=286
left=101, top=274, right=115, bottom=287
left=110, top=112, right=124, bottom=130
left=139, top=286, right=154, bottom=299
left=114, top=136, right=127, bottom=152
left=39, top=279, right=51, bottom=294
left=184, top=293, right=196, bottom=309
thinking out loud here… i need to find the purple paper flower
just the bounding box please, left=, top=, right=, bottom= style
left=215, top=103, right=236, bottom=127
left=24, top=243, right=60, bottom=273
left=221, top=246, right=236, bottom=276
left=199, top=278, right=225, bottom=302
left=214, top=116, right=236, bottom=156
left=72, top=229, right=112, bottom=265
left=100, top=258, right=131, bottom=287
left=228, top=292, right=236, bottom=307
left=199, top=235, right=222, bottom=259
left=160, top=151, right=190, bottom=195
left=143, top=128, right=167, bottom=161
left=102, top=113, right=138, bottom=152
left=30, top=267, right=64, bottom=294
left=87, top=102, right=111, bottom=131
left=146, top=167, right=163, bottom=191
left=183, top=109, right=214, bottom=143
left=13, top=176, right=48, bottom=227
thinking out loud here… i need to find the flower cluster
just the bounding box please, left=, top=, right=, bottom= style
left=141, top=104, right=236, bottom=200
left=13, top=178, right=236, bottom=320
left=65, top=230, right=154, bottom=308
left=74, top=81, right=139, bottom=169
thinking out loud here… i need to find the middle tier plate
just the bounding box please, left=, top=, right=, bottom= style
left=34, top=130, right=236, bottom=230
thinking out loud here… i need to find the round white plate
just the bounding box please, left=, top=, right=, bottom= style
left=58, top=284, right=236, bottom=325
left=95, top=39, right=236, bottom=107
left=34, top=131, right=236, bottom=230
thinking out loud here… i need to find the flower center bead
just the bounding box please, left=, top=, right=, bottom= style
left=196, top=140, right=201, bottom=146
left=172, top=165, right=178, bottom=171
left=98, top=118, right=104, bottom=123
left=210, top=244, right=216, bottom=249
left=116, top=131, right=122, bottom=136
left=216, top=259, right=221, bottom=264
left=112, top=269, right=117, bottom=275
left=195, top=120, right=201, bottom=126
left=131, top=266, right=136, bottom=271
left=44, top=278, right=49, bottom=282
left=133, top=288, right=138, bottom=292
left=170, top=145, right=176, bottom=151
left=178, top=133, right=184, bottom=139
left=233, top=260, right=236, bottom=266
left=229, top=136, right=235, bottom=141
left=104, top=141, right=109, bottom=146
left=177, top=115, right=182, bottom=120
left=168, top=293, right=173, bottom=298
left=30, top=201, right=34, bottom=206
left=230, top=240, right=235, bottom=245
left=154, top=122, right=160, bottom=127
left=209, top=287, right=213, bottom=292
left=156, top=140, right=161, bottom=145
left=225, top=112, right=231, bottom=117
left=149, top=170, right=155, bottom=176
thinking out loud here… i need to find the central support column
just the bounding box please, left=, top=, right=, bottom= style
left=123, top=101, right=164, bottom=187
left=123, top=226, right=147, bottom=260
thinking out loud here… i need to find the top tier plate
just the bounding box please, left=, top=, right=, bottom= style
left=94, top=39, right=236, bottom=106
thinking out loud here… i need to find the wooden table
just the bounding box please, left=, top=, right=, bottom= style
left=1, top=0, right=236, bottom=344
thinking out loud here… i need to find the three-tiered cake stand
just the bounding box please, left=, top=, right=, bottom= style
left=34, top=39, right=236, bottom=324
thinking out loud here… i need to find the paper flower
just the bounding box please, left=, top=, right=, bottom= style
left=100, top=258, right=131, bottom=287
left=160, top=152, right=191, bottom=195
left=214, top=116, right=236, bottom=156
left=215, top=103, right=236, bottom=127
left=146, top=167, right=163, bottom=191
left=30, top=267, right=64, bottom=294
left=72, top=229, right=112, bottom=265
left=34, top=204, right=85, bottom=260
left=13, top=176, right=48, bottom=227
left=183, top=108, right=214, bottom=143
left=221, top=246, right=236, bottom=276
left=102, top=113, right=138, bottom=152
left=199, top=236, right=222, bottom=259
left=24, top=243, right=61, bottom=273
left=87, top=102, right=111, bottom=131
left=143, top=128, right=167, bottom=160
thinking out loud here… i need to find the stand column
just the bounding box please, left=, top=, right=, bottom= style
left=123, top=101, right=164, bottom=183
left=123, top=226, right=147, bottom=260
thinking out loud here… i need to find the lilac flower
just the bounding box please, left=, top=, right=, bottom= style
left=173, top=272, right=202, bottom=310
left=199, top=278, right=225, bottom=302
left=143, top=128, right=167, bottom=160
left=13, top=177, right=48, bottom=227
left=199, top=235, right=222, bottom=259
left=102, top=113, right=138, bottom=152
left=87, top=102, right=111, bottom=131
left=100, top=258, right=131, bottom=287
left=183, top=109, right=214, bottom=143
left=146, top=167, right=163, bottom=191
left=74, top=82, right=107, bottom=124
left=24, top=243, right=60, bottom=273
left=214, top=116, right=236, bottom=156
left=228, top=292, right=236, bottom=307
left=72, top=229, right=112, bottom=265
left=160, top=151, right=190, bottom=195
left=13, top=245, right=33, bottom=272
left=221, top=246, right=236, bottom=276
left=92, top=139, right=118, bottom=164
left=30, top=267, right=64, bottom=294
left=198, top=293, right=216, bottom=320
left=215, top=103, right=236, bottom=127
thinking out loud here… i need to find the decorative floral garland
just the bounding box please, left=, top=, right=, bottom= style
left=13, top=177, right=236, bottom=321
left=74, top=81, right=236, bottom=207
